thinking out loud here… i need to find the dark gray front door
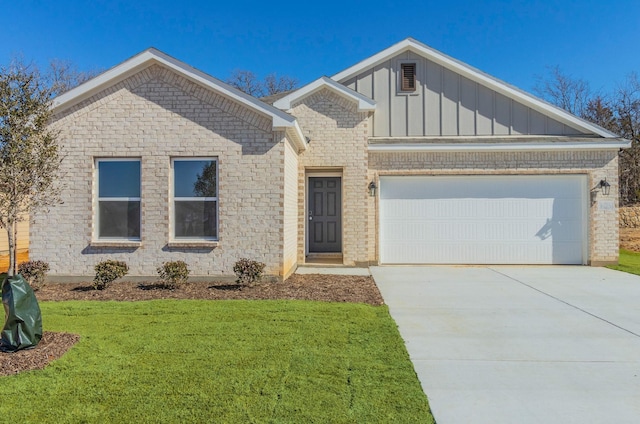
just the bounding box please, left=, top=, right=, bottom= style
left=308, top=177, right=342, bottom=253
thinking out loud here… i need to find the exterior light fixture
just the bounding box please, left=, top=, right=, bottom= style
left=368, top=181, right=377, bottom=197
left=599, top=179, right=611, bottom=196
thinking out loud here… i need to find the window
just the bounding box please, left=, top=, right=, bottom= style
left=172, top=158, right=218, bottom=240
left=96, top=159, right=141, bottom=240
left=400, top=63, right=417, bottom=92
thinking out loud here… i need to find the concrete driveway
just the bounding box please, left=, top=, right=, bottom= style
left=370, top=266, right=640, bottom=424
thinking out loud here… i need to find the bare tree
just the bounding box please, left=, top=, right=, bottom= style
left=534, top=66, right=592, bottom=117
left=582, top=96, right=616, bottom=129
left=227, top=70, right=298, bottom=97
left=226, top=70, right=263, bottom=96
left=263, top=73, right=298, bottom=96
left=612, top=74, right=640, bottom=204
left=0, top=60, right=61, bottom=275
left=47, top=59, right=102, bottom=97
left=536, top=67, right=640, bottom=205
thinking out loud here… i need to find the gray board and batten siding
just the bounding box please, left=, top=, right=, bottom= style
left=341, top=50, right=587, bottom=138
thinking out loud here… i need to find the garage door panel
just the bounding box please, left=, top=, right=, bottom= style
left=379, top=175, right=586, bottom=264
left=382, top=240, right=584, bottom=264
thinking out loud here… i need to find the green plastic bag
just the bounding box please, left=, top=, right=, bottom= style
left=1, top=274, right=42, bottom=352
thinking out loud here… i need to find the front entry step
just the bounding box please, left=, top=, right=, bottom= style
left=305, top=253, right=343, bottom=265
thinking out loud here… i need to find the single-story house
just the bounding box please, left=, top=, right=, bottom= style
left=32, top=38, right=630, bottom=279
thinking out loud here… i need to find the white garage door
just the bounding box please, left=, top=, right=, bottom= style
left=379, top=175, right=587, bottom=264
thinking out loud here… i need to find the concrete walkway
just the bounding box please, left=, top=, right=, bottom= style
left=295, top=266, right=370, bottom=276
left=371, top=266, right=640, bottom=424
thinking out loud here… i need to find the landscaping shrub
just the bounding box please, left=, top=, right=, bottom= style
left=18, top=260, right=50, bottom=291
left=157, top=260, right=190, bottom=289
left=93, top=260, right=129, bottom=290
left=233, top=258, right=266, bottom=287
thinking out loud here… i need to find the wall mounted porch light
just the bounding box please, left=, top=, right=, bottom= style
left=598, top=179, right=611, bottom=196
left=368, top=181, right=377, bottom=197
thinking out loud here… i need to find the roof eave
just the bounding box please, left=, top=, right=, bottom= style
left=275, top=119, right=307, bottom=152
left=273, top=76, right=376, bottom=112
left=52, top=48, right=300, bottom=136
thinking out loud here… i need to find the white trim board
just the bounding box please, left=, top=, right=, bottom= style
left=368, top=141, right=630, bottom=153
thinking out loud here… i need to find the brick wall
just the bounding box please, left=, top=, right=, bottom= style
left=282, top=137, right=299, bottom=277
left=290, top=89, right=371, bottom=266
left=33, top=64, right=287, bottom=277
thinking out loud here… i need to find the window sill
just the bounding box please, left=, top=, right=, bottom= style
left=90, top=241, right=142, bottom=248
left=167, top=241, right=219, bottom=248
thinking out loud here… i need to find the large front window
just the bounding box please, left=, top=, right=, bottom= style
left=97, top=159, right=141, bottom=240
left=173, top=158, right=217, bottom=240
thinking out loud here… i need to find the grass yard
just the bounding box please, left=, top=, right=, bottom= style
left=606, top=249, right=640, bottom=275
left=0, top=300, right=434, bottom=423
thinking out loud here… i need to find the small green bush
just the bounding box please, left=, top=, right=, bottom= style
left=93, top=260, right=129, bottom=290
left=157, top=260, right=190, bottom=289
left=18, top=260, right=50, bottom=291
left=233, top=258, right=266, bottom=287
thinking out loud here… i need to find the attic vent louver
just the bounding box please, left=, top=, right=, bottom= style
left=401, top=63, right=416, bottom=92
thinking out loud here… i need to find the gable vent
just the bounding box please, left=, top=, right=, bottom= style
left=401, top=63, right=416, bottom=91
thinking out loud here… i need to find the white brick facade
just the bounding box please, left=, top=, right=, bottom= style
left=32, top=45, right=626, bottom=279
left=33, top=65, right=290, bottom=278
left=290, top=89, right=371, bottom=266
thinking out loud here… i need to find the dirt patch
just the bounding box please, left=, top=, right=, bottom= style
left=620, top=228, right=640, bottom=252
left=2, top=273, right=382, bottom=377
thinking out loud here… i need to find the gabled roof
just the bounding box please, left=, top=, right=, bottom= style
left=332, top=38, right=618, bottom=139
left=273, top=76, right=376, bottom=111
left=53, top=48, right=307, bottom=150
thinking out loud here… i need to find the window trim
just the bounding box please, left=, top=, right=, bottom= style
left=95, top=158, right=142, bottom=242
left=170, top=157, right=219, bottom=242
left=397, top=60, right=418, bottom=94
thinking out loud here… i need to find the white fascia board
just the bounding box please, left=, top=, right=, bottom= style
left=52, top=48, right=300, bottom=134
left=368, top=140, right=631, bottom=153
left=276, top=120, right=307, bottom=151
left=273, top=76, right=376, bottom=112
left=332, top=38, right=617, bottom=138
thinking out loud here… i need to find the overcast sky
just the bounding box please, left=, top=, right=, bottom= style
left=3, top=0, right=639, bottom=95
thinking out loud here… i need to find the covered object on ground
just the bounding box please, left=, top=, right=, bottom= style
left=1, top=274, right=42, bottom=352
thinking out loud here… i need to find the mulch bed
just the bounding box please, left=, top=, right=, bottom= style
left=35, top=274, right=383, bottom=304
left=1, top=273, right=383, bottom=377
left=1, top=332, right=80, bottom=376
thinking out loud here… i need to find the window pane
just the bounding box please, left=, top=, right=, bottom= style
left=99, top=161, right=140, bottom=198
left=99, top=201, right=141, bottom=238
left=174, top=160, right=216, bottom=197
left=175, top=201, right=217, bottom=238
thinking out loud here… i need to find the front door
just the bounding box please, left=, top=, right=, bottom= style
left=308, top=177, right=342, bottom=253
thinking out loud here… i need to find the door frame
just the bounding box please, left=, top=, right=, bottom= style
left=305, top=170, right=343, bottom=258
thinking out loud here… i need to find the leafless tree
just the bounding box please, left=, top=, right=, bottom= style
left=534, top=66, right=592, bottom=117
left=226, top=70, right=298, bottom=97
left=612, top=74, right=640, bottom=204
left=263, top=73, right=298, bottom=96
left=536, top=67, right=640, bottom=205
left=47, top=59, right=102, bottom=97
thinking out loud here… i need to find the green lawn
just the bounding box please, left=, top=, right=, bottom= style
left=0, top=300, right=434, bottom=423
left=606, top=249, right=640, bottom=275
